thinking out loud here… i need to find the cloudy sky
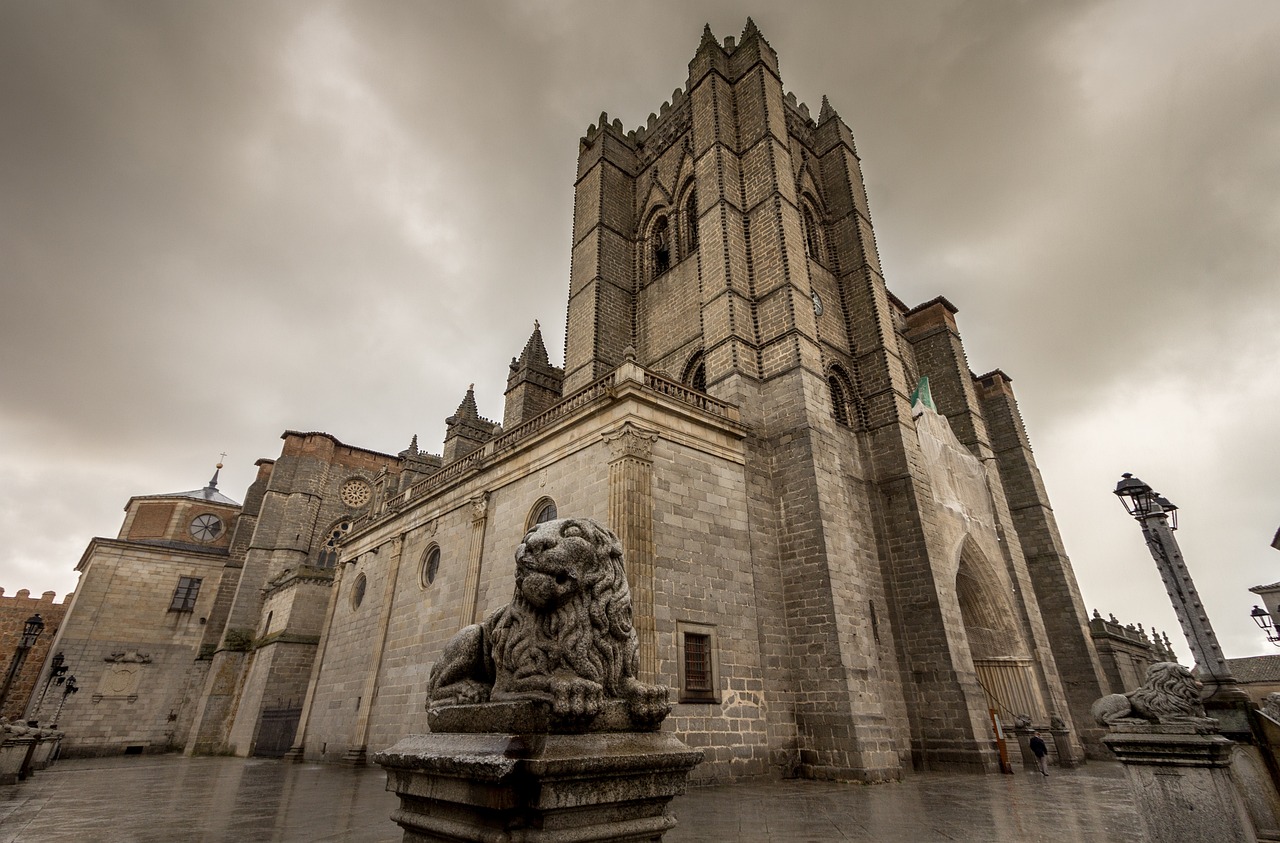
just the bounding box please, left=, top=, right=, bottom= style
left=3, top=1, right=1278, bottom=662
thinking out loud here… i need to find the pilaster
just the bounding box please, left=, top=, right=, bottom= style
left=459, top=493, right=490, bottom=627
left=605, top=423, right=658, bottom=684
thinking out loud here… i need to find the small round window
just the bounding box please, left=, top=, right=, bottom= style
left=190, top=514, right=223, bottom=542
left=420, top=546, right=441, bottom=589
left=351, top=573, right=367, bottom=610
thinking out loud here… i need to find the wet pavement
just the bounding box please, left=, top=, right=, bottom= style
left=0, top=754, right=1144, bottom=842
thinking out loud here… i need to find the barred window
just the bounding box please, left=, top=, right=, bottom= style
left=677, top=623, right=719, bottom=703
left=684, top=634, right=711, bottom=692
left=170, top=576, right=202, bottom=612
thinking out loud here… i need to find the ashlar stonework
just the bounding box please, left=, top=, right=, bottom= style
left=42, top=20, right=1111, bottom=783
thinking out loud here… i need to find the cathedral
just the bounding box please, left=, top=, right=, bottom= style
left=39, top=20, right=1111, bottom=782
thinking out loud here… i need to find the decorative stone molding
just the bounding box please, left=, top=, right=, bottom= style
left=104, top=651, right=152, bottom=664
left=603, top=422, right=658, bottom=462
left=469, top=491, right=489, bottom=523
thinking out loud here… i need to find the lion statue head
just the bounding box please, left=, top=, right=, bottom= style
left=1091, top=662, right=1208, bottom=727
left=428, top=517, right=669, bottom=726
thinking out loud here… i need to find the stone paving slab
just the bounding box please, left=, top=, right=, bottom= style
left=0, top=755, right=1144, bottom=842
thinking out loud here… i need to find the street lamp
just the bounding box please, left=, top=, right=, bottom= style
left=1113, top=473, right=1241, bottom=696
left=1251, top=606, right=1280, bottom=646
left=0, top=613, right=45, bottom=714
left=29, top=651, right=69, bottom=724
left=49, top=675, right=78, bottom=728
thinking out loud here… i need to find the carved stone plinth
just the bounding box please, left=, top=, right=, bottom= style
left=374, top=702, right=702, bottom=843
left=0, top=734, right=35, bottom=785
left=1049, top=728, right=1077, bottom=768
left=1012, top=728, right=1039, bottom=772
left=1103, top=724, right=1257, bottom=843
left=28, top=731, right=62, bottom=771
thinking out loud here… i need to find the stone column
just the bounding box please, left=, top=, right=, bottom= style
left=1104, top=724, right=1257, bottom=843
left=459, top=492, right=490, bottom=627
left=605, top=422, right=658, bottom=684
left=1050, top=726, right=1078, bottom=768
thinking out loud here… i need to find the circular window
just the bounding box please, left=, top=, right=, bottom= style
left=189, top=514, right=223, bottom=542
left=351, top=573, right=367, bottom=610
left=340, top=479, right=371, bottom=509
left=420, top=546, right=441, bottom=589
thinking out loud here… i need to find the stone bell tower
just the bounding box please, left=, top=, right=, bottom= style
left=562, top=19, right=1100, bottom=778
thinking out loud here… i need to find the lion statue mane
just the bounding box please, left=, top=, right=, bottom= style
left=1090, top=662, right=1208, bottom=727
left=427, top=517, right=669, bottom=725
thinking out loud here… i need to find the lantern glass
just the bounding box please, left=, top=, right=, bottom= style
left=1252, top=605, right=1273, bottom=631
left=20, top=614, right=44, bottom=648
left=1114, top=473, right=1155, bottom=517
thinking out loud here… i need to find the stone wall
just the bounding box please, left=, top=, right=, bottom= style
left=46, top=540, right=226, bottom=755
left=0, top=588, right=69, bottom=721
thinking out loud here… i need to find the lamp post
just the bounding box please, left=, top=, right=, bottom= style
left=1113, top=474, right=1243, bottom=697
left=0, top=613, right=45, bottom=715
left=29, top=651, right=68, bottom=724
left=1251, top=605, right=1280, bottom=646
left=49, top=676, right=77, bottom=728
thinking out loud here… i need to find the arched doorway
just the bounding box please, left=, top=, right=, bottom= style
left=955, top=540, right=1047, bottom=724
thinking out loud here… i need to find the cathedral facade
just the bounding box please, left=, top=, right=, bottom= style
left=43, top=21, right=1109, bottom=782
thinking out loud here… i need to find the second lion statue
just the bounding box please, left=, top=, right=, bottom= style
left=427, top=517, right=670, bottom=726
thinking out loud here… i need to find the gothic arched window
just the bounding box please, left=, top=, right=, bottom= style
left=652, top=215, right=671, bottom=278
left=682, top=351, right=707, bottom=393
left=684, top=189, right=698, bottom=254
left=317, top=518, right=353, bottom=568
left=802, top=203, right=823, bottom=263
left=827, top=366, right=853, bottom=428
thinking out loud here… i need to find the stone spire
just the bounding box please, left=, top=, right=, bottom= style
left=818, top=95, right=837, bottom=124
left=444, top=385, right=497, bottom=463
left=206, top=460, right=223, bottom=492
left=503, top=321, right=564, bottom=430
left=698, top=22, right=716, bottom=50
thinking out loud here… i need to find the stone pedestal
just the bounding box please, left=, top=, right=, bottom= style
left=0, top=733, right=35, bottom=785
left=374, top=701, right=702, bottom=843
left=1012, top=728, right=1038, bottom=772
left=28, top=731, right=62, bottom=771
left=1103, top=724, right=1257, bottom=843
left=1049, top=728, right=1077, bottom=768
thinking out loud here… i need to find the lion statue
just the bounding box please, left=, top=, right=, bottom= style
left=427, top=517, right=670, bottom=726
left=1263, top=692, right=1280, bottom=722
left=1090, top=662, right=1210, bottom=727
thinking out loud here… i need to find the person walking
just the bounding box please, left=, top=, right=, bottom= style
left=1029, top=731, right=1049, bottom=777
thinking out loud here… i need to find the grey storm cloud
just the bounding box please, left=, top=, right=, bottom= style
left=2, top=1, right=1278, bottom=660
